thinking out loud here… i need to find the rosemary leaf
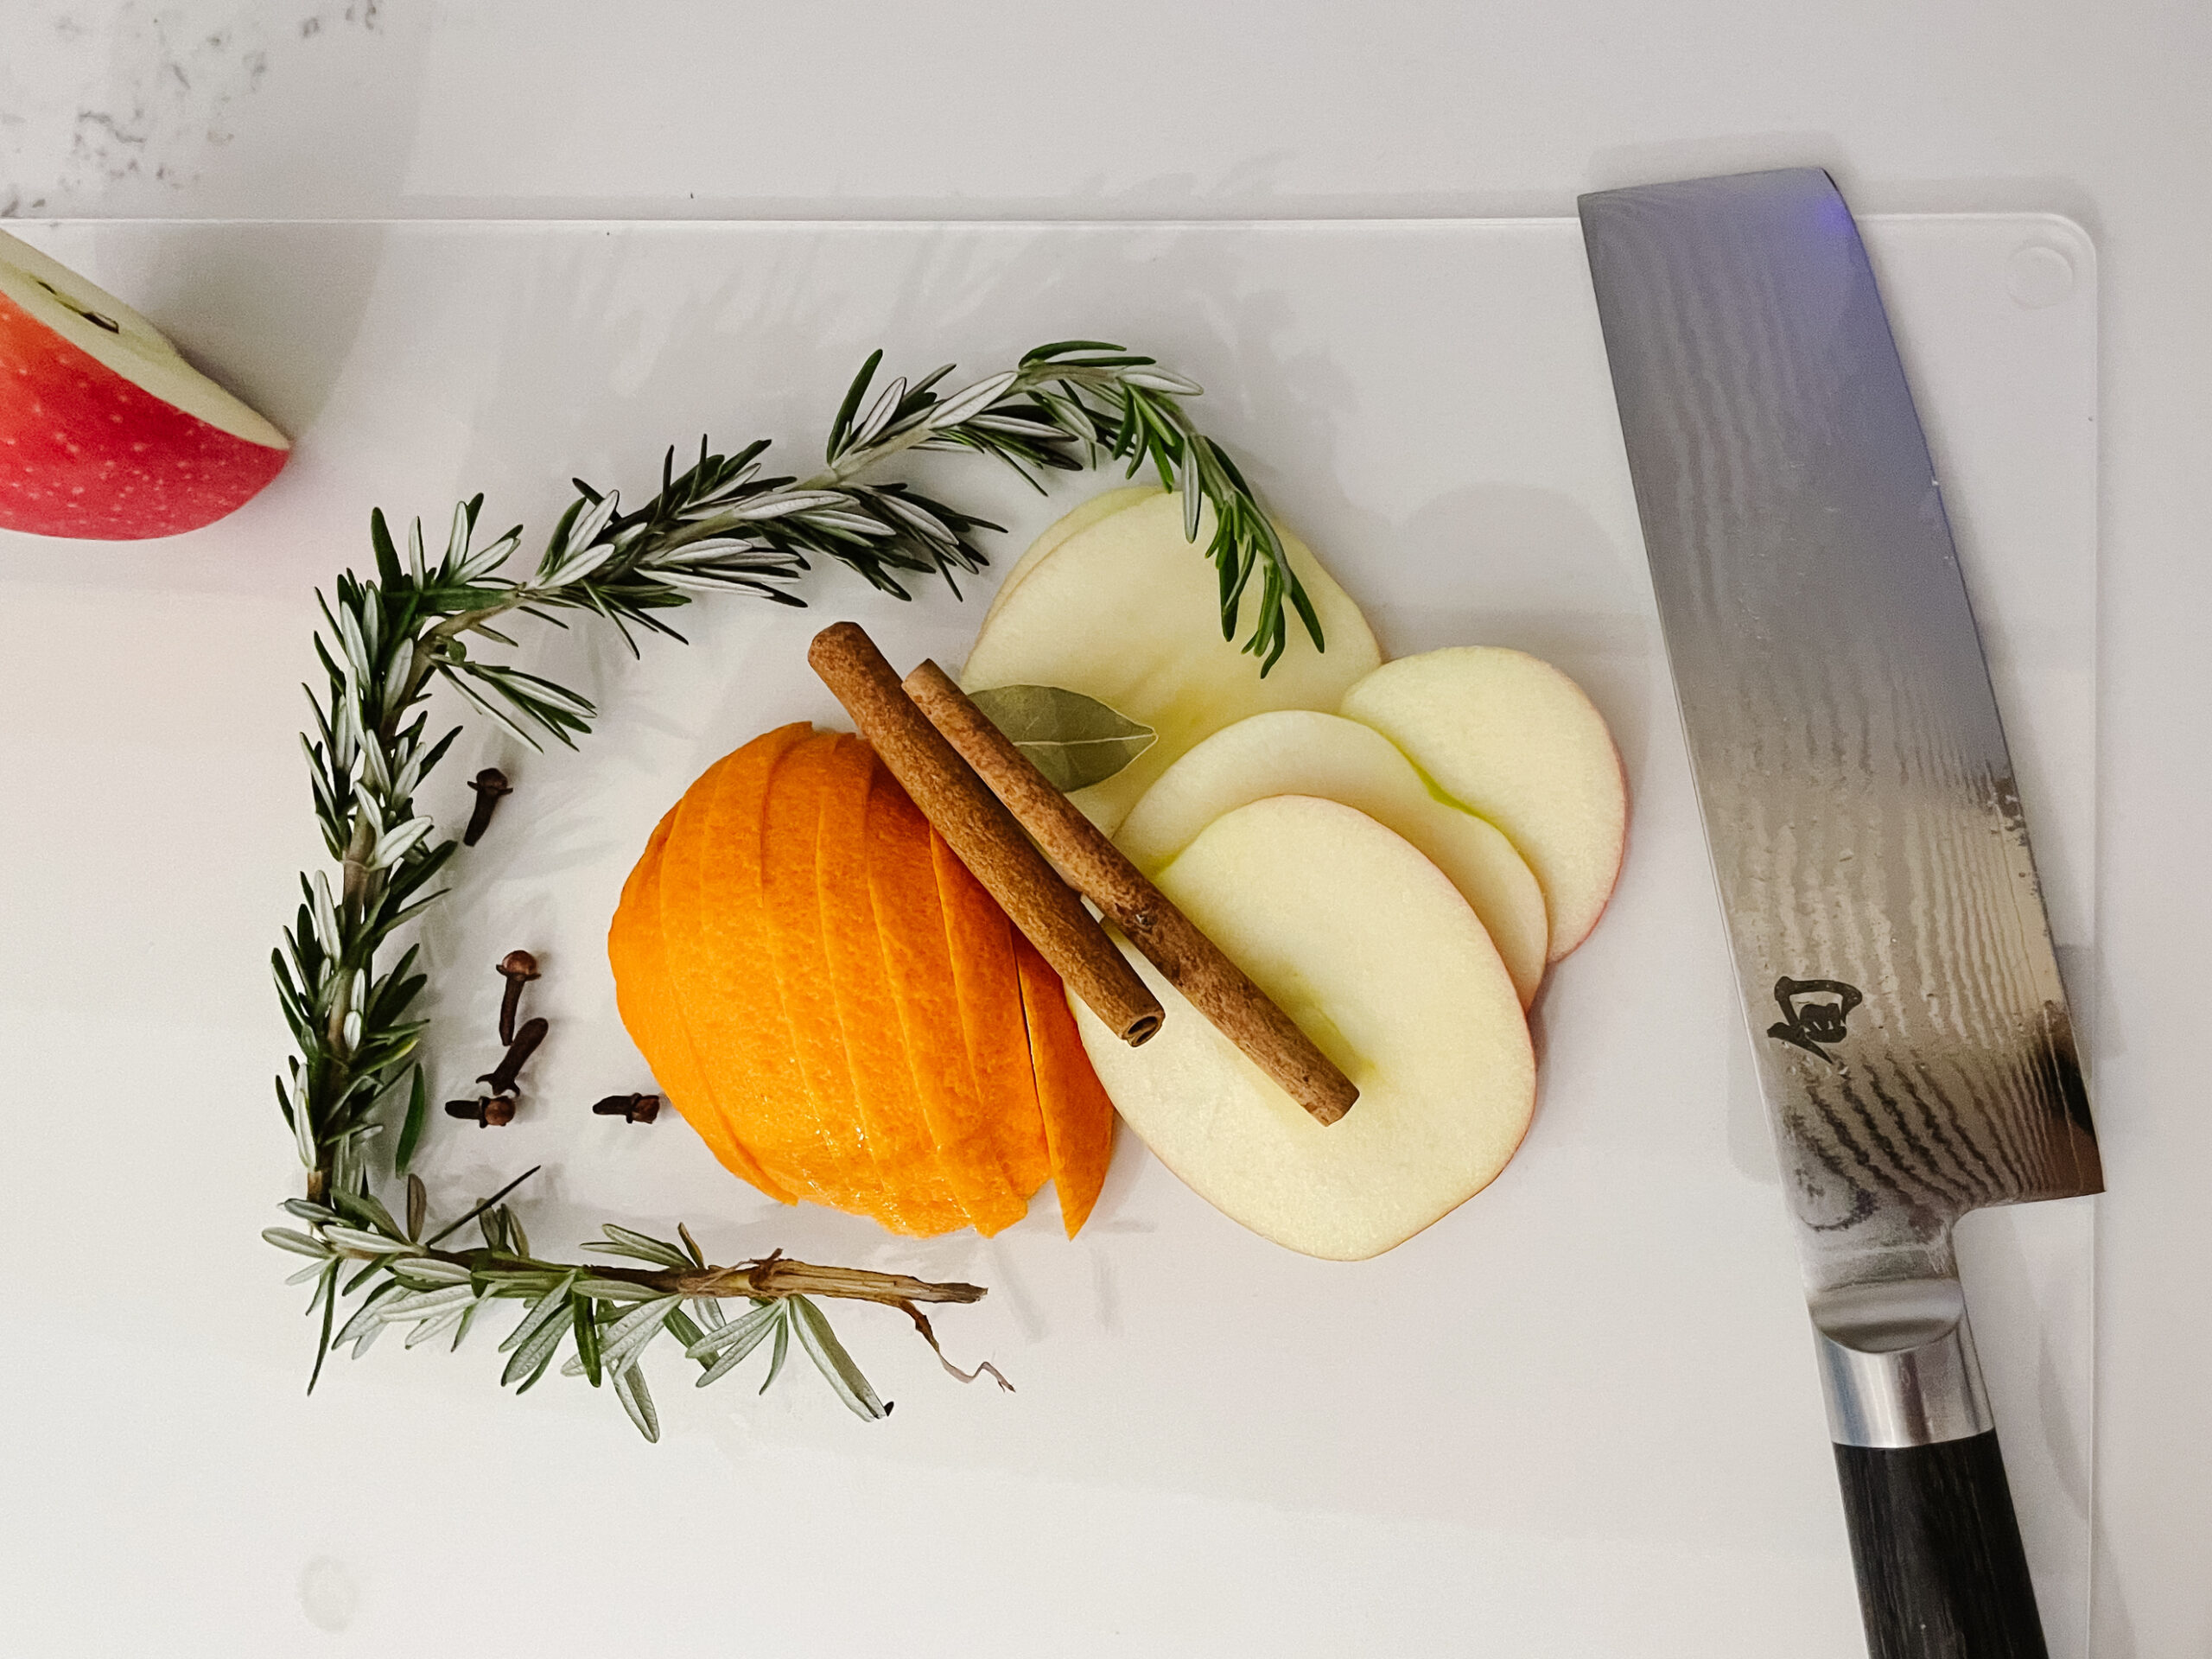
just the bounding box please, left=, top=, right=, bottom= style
left=574, top=1276, right=658, bottom=1302
left=423, top=1167, right=543, bottom=1248
left=322, top=1225, right=410, bottom=1257
left=664, top=1306, right=709, bottom=1372
left=613, top=1363, right=660, bottom=1443
left=695, top=1306, right=783, bottom=1389
left=599, top=1294, right=683, bottom=1373
left=759, top=1306, right=791, bottom=1394
left=512, top=1313, right=569, bottom=1395
left=790, top=1294, right=889, bottom=1421
left=305, top=1263, right=340, bottom=1395
left=575, top=1299, right=604, bottom=1389
left=685, top=1299, right=781, bottom=1361
left=404, top=1305, right=468, bottom=1350
left=499, top=1270, right=579, bottom=1358
left=388, top=1258, right=471, bottom=1288
left=587, top=1225, right=692, bottom=1270
left=377, top=1285, right=476, bottom=1324
left=448, top=1296, right=486, bottom=1352
left=334, top=1281, right=399, bottom=1356
left=330, top=1187, right=403, bottom=1239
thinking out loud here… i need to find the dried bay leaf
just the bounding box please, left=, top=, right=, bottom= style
left=967, top=683, right=1157, bottom=792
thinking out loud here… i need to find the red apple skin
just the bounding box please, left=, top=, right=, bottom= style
left=0, top=291, right=289, bottom=540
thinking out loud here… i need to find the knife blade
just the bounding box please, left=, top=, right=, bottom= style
left=1578, top=168, right=2101, bottom=1658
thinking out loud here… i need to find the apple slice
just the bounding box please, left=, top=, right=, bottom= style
left=1116, top=709, right=1550, bottom=1006
left=979, top=483, right=1158, bottom=628
left=1071, top=795, right=1535, bottom=1262
left=1341, top=648, right=1625, bottom=962
left=0, top=230, right=289, bottom=539
left=959, top=490, right=1380, bottom=835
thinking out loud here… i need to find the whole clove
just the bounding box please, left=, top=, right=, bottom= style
left=495, top=949, right=540, bottom=1045
left=479, top=1016, right=549, bottom=1096
left=591, top=1092, right=662, bottom=1124
left=444, top=1096, right=517, bottom=1128
left=463, top=768, right=512, bottom=846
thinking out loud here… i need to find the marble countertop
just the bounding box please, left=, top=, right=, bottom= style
left=4, top=4, right=2208, bottom=1656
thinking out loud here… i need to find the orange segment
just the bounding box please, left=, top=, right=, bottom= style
left=659, top=722, right=826, bottom=1205
left=812, top=737, right=969, bottom=1236
left=758, top=733, right=887, bottom=1222
left=866, top=770, right=1030, bottom=1236
left=1014, top=933, right=1117, bottom=1236
left=608, top=807, right=793, bottom=1203
left=932, top=834, right=1052, bottom=1197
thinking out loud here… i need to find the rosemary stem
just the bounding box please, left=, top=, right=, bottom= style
left=363, top=1249, right=987, bottom=1308
left=647, top=1259, right=987, bottom=1306
left=803, top=427, right=929, bottom=491
left=804, top=401, right=983, bottom=491
left=338, top=811, right=374, bottom=917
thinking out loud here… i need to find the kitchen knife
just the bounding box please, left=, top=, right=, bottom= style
left=1578, top=168, right=2101, bottom=1658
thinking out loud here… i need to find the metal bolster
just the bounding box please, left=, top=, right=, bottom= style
left=1810, top=1279, right=1994, bottom=1449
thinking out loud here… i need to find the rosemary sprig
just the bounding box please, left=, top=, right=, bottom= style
left=274, top=340, right=1283, bottom=1439
left=265, top=1179, right=1001, bottom=1441
left=815, top=340, right=1322, bottom=670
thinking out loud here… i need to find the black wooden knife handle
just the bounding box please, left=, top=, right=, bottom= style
left=1834, top=1431, right=2047, bottom=1658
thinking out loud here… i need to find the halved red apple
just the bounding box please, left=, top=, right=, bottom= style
left=0, top=230, right=289, bottom=539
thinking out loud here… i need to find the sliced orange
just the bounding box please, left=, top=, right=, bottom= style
left=1014, top=933, right=1116, bottom=1236
left=608, top=805, right=793, bottom=1203
left=932, top=834, right=1052, bottom=1197
left=614, top=722, right=1124, bottom=1240
left=753, top=730, right=895, bottom=1220
left=865, top=770, right=1031, bottom=1236
left=810, top=736, right=969, bottom=1236
left=659, top=722, right=828, bottom=1205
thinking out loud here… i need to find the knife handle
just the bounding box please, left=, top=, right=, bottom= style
left=1834, top=1431, right=2047, bottom=1659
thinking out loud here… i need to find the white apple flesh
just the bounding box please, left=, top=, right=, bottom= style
left=1116, top=709, right=1551, bottom=1006
left=1072, top=794, right=1536, bottom=1262
left=1341, top=647, right=1625, bottom=961
left=960, top=490, right=1381, bottom=833
left=0, top=229, right=289, bottom=540
left=979, top=483, right=1158, bottom=629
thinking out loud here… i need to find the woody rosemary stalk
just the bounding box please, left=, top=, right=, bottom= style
left=270, top=340, right=1307, bottom=1440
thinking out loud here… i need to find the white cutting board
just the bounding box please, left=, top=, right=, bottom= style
left=0, top=216, right=2096, bottom=1656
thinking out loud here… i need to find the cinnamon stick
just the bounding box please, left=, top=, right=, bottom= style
left=903, top=659, right=1359, bottom=1127
left=806, top=623, right=1163, bottom=1046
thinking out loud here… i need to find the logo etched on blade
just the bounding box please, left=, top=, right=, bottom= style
left=1767, top=976, right=1863, bottom=1066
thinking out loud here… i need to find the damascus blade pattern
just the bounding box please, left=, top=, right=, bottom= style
left=1580, top=169, right=2100, bottom=1300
